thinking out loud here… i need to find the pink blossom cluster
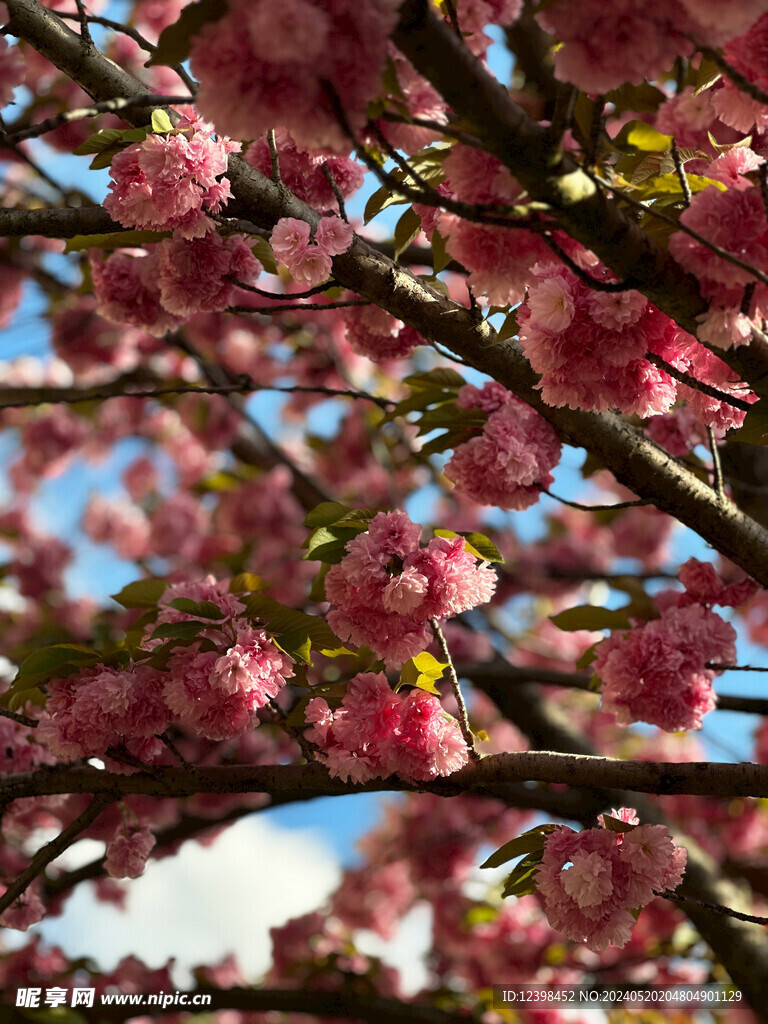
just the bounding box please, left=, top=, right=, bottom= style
left=445, top=381, right=562, bottom=510
left=593, top=603, right=737, bottom=731
left=712, top=14, right=768, bottom=133
left=677, top=557, right=759, bottom=609
left=103, top=115, right=238, bottom=239
left=341, top=303, right=423, bottom=362
left=536, top=810, right=687, bottom=951
left=536, top=0, right=768, bottom=94
left=190, top=0, right=401, bottom=153
left=305, top=671, right=470, bottom=783
left=669, top=183, right=768, bottom=348
left=37, top=576, right=295, bottom=757
left=246, top=129, right=364, bottom=212
left=90, top=231, right=262, bottom=333
left=517, top=261, right=679, bottom=416
left=105, top=825, right=156, bottom=879
left=324, top=510, right=497, bottom=664
left=270, top=215, right=353, bottom=288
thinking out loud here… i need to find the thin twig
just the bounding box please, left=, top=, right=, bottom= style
left=430, top=618, right=479, bottom=761
left=585, top=94, right=605, bottom=166
left=540, top=487, right=654, bottom=512
left=671, top=139, right=692, bottom=207
left=74, top=0, right=93, bottom=49
left=57, top=10, right=196, bottom=93
left=741, top=281, right=756, bottom=316
left=229, top=277, right=340, bottom=299
left=699, top=46, right=768, bottom=110
left=0, top=378, right=394, bottom=411
left=646, top=353, right=753, bottom=412
left=661, top=888, right=768, bottom=926
left=377, top=111, right=482, bottom=148
left=541, top=231, right=635, bottom=291
left=0, top=94, right=193, bottom=145
left=0, top=792, right=114, bottom=916
left=707, top=426, right=725, bottom=499
left=321, top=163, right=348, bottom=222
left=708, top=663, right=768, bottom=673
left=226, top=298, right=372, bottom=315
left=0, top=706, right=38, bottom=729
left=441, top=0, right=463, bottom=39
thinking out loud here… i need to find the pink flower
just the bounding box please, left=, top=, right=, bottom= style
left=105, top=826, right=157, bottom=879
left=445, top=387, right=562, bottom=510
left=342, top=304, right=423, bottom=362
left=315, top=215, right=354, bottom=256
left=325, top=510, right=496, bottom=664
left=305, top=672, right=469, bottom=783
left=535, top=817, right=686, bottom=951
left=287, top=247, right=333, bottom=287
left=593, top=603, right=737, bottom=731
left=270, top=218, right=311, bottom=263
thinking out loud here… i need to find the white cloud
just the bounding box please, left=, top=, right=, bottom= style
left=37, top=817, right=341, bottom=986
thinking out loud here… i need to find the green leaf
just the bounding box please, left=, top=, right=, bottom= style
left=730, top=400, right=768, bottom=444
left=273, top=631, right=313, bottom=665
left=394, top=207, right=422, bottom=261
left=633, top=172, right=725, bottom=201
left=250, top=237, right=277, bottom=275
left=481, top=824, right=560, bottom=869
left=304, top=501, right=352, bottom=528
left=601, top=814, right=639, bottom=834
left=496, top=310, right=518, bottom=343
left=576, top=642, right=598, bottom=670
left=549, top=605, right=631, bottom=632
left=242, top=594, right=345, bottom=653
left=111, top=578, right=167, bottom=609
left=404, top=368, right=465, bottom=391
left=168, top=598, right=225, bottom=619
left=8, top=686, right=47, bottom=713
left=695, top=54, right=722, bottom=95
left=73, top=128, right=129, bottom=156
left=398, top=651, right=449, bottom=695
left=151, top=109, right=175, bottom=133
left=148, top=0, right=228, bottom=67
left=433, top=528, right=503, bottom=563
left=605, top=81, right=666, bottom=114
left=501, top=848, right=545, bottom=899
left=613, top=120, right=672, bottom=153
left=65, top=230, right=170, bottom=253
left=364, top=183, right=409, bottom=223
left=5, top=645, right=101, bottom=699
left=421, top=426, right=479, bottom=457
left=150, top=620, right=207, bottom=641
left=432, top=228, right=450, bottom=274
left=229, top=573, right=266, bottom=594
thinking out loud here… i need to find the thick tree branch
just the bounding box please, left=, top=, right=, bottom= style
left=65, top=988, right=482, bottom=1024
left=5, top=754, right=768, bottom=803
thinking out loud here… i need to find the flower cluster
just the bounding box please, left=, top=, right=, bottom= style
left=536, top=0, right=766, bottom=95
left=445, top=382, right=562, bottom=509
left=190, top=0, right=402, bottom=152
left=536, top=810, right=687, bottom=951
left=324, top=511, right=497, bottom=664
left=90, top=231, right=262, bottom=333
left=341, top=303, right=423, bottom=362
left=105, top=825, right=157, bottom=879
left=37, top=577, right=295, bottom=758
left=593, top=603, right=737, bottom=732
left=270, top=215, right=353, bottom=288
left=103, top=116, right=238, bottom=239
left=246, top=129, right=364, bottom=212
left=670, top=183, right=768, bottom=346
left=305, top=671, right=469, bottom=783
left=518, top=261, right=679, bottom=416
